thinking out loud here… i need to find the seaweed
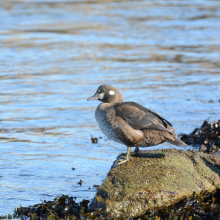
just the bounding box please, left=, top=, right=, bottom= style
left=136, top=189, right=220, bottom=220
left=13, top=195, right=88, bottom=220
left=91, top=136, right=98, bottom=144
left=180, top=119, right=220, bottom=153
left=2, top=189, right=217, bottom=219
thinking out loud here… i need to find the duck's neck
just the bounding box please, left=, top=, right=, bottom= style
left=100, top=102, right=121, bottom=111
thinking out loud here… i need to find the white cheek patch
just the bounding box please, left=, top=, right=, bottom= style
left=99, top=93, right=104, bottom=99
left=109, top=90, right=115, bottom=95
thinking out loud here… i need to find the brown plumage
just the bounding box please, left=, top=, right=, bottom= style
left=87, top=85, right=187, bottom=165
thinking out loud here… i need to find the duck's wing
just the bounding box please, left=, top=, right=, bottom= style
left=114, top=102, right=174, bottom=134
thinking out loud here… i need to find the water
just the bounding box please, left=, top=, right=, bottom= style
left=0, top=0, right=220, bottom=215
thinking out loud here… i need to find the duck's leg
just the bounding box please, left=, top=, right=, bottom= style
left=131, top=147, right=139, bottom=155
left=118, top=146, right=131, bottom=165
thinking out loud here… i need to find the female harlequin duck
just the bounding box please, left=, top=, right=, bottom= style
left=87, top=85, right=187, bottom=166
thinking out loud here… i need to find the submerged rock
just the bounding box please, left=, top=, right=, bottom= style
left=89, top=149, right=220, bottom=218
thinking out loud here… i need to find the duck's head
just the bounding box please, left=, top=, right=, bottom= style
left=87, top=85, right=123, bottom=104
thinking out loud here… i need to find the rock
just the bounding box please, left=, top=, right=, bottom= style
left=89, top=149, right=220, bottom=218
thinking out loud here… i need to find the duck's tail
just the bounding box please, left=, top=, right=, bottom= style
left=166, top=138, right=188, bottom=147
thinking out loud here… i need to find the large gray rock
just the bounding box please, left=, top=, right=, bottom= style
left=89, top=149, right=220, bottom=218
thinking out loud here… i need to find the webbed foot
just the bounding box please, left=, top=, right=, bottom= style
left=117, top=157, right=130, bottom=165
left=117, top=146, right=131, bottom=166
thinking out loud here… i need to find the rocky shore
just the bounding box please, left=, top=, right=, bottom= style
left=10, top=190, right=220, bottom=219
left=3, top=119, right=220, bottom=220
left=8, top=149, right=220, bottom=220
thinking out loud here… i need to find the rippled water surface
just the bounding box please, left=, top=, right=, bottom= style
left=0, top=0, right=220, bottom=215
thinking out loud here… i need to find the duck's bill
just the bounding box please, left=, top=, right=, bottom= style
left=87, top=93, right=98, bottom=101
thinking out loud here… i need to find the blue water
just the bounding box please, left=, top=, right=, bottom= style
left=0, top=0, right=220, bottom=215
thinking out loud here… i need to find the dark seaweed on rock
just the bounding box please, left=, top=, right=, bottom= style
left=13, top=195, right=89, bottom=220
left=180, top=119, right=220, bottom=153
left=11, top=190, right=220, bottom=220
left=137, top=189, right=220, bottom=220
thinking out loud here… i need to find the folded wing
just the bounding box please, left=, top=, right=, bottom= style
left=115, top=102, right=175, bottom=134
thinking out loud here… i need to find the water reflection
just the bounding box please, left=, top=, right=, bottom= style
left=0, top=0, right=220, bottom=215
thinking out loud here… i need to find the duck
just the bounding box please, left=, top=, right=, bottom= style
left=87, top=85, right=187, bottom=166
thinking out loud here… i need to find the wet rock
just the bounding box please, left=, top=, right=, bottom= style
left=180, top=119, right=220, bottom=153
left=89, top=149, right=220, bottom=218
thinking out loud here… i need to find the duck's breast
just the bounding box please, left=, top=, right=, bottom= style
left=95, top=104, right=145, bottom=146
left=95, top=104, right=125, bottom=144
